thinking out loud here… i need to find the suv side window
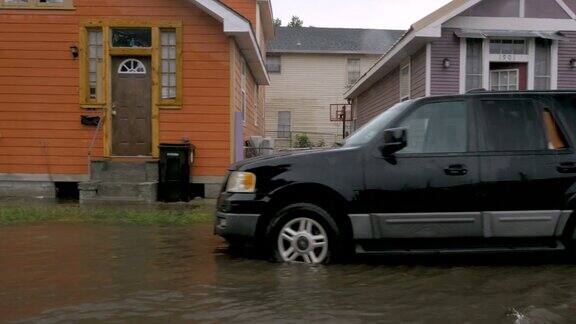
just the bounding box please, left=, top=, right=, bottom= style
left=555, top=95, right=576, bottom=146
left=478, top=99, right=548, bottom=152
left=478, top=99, right=568, bottom=152
left=542, top=107, right=567, bottom=150
left=397, top=101, right=468, bottom=154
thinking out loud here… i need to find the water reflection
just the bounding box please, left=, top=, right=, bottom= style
left=2, top=223, right=576, bottom=323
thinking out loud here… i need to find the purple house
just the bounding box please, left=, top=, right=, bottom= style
left=345, top=0, right=576, bottom=128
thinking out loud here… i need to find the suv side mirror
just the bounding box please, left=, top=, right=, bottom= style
left=381, top=127, right=407, bottom=155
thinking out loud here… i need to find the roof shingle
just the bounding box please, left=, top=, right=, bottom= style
left=268, top=27, right=405, bottom=54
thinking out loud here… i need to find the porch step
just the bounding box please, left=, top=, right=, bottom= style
left=80, top=159, right=159, bottom=204
left=90, top=159, right=158, bottom=182
left=79, top=181, right=157, bottom=204
left=80, top=195, right=154, bottom=205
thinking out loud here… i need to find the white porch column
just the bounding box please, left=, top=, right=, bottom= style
left=551, top=40, right=559, bottom=90
left=482, top=38, right=490, bottom=90
left=527, top=38, right=536, bottom=90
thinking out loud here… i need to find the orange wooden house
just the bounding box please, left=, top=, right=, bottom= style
left=0, top=0, right=273, bottom=200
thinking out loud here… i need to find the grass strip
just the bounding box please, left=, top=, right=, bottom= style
left=0, top=201, right=215, bottom=226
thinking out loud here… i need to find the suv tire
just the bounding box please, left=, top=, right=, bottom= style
left=267, top=203, right=340, bottom=264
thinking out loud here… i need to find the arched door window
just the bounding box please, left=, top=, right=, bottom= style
left=117, top=59, right=147, bottom=74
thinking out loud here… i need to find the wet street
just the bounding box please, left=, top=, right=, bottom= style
left=2, top=223, right=576, bottom=323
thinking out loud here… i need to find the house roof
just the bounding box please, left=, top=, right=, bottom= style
left=344, top=0, right=483, bottom=98
left=344, top=0, right=576, bottom=98
left=190, top=0, right=270, bottom=85
left=268, top=27, right=405, bottom=55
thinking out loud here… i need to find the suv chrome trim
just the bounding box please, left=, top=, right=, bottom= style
left=385, top=217, right=476, bottom=224
left=486, top=211, right=561, bottom=238
left=374, top=212, right=483, bottom=239
left=356, top=240, right=567, bottom=255
left=349, top=211, right=574, bottom=240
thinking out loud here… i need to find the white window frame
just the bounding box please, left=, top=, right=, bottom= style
left=277, top=111, right=291, bottom=139
left=461, top=37, right=485, bottom=93
left=347, top=58, right=361, bottom=86
left=534, top=38, right=555, bottom=90
left=86, top=27, right=104, bottom=103
left=488, top=38, right=528, bottom=56
left=117, top=58, right=147, bottom=74
left=490, top=69, right=520, bottom=91
left=160, top=28, right=178, bottom=101
left=399, top=62, right=411, bottom=102
left=266, top=55, right=281, bottom=73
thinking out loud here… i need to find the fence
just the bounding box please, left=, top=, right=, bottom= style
left=267, top=130, right=344, bottom=149
left=244, top=146, right=275, bottom=159
left=243, top=130, right=347, bottom=159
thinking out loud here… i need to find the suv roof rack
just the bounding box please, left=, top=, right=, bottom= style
left=464, top=89, right=576, bottom=95
left=466, top=88, right=488, bottom=94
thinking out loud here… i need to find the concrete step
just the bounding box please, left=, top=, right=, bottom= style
left=81, top=196, right=153, bottom=204
left=98, top=181, right=156, bottom=198
left=79, top=181, right=157, bottom=204
left=90, top=160, right=158, bottom=182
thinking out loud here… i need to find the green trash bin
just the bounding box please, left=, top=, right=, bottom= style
left=158, top=143, right=194, bottom=202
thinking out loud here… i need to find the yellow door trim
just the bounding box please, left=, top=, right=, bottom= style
left=79, top=19, right=182, bottom=159
left=151, top=27, right=160, bottom=157
left=103, top=26, right=111, bottom=157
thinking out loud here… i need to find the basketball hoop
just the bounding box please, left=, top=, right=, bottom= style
left=330, top=104, right=353, bottom=122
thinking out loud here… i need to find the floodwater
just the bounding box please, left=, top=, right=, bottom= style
left=2, top=223, right=576, bottom=323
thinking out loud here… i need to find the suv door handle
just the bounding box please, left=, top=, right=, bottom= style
left=445, top=164, right=468, bottom=176
left=557, top=162, right=576, bottom=174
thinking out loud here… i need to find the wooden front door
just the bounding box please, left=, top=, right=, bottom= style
left=111, top=57, right=152, bottom=156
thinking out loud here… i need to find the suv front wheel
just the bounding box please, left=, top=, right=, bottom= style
left=267, top=203, right=339, bottom=264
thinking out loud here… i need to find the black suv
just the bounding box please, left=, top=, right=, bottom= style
left=216, top=91, right=576, bottom=264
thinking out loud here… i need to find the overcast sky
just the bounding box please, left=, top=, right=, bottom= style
left=271, top=0, right=452, bottom=30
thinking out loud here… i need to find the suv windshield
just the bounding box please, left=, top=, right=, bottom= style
left=343, top=101, right=411, bottom=147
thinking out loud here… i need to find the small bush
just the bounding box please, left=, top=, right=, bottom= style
left=294, top=133, right=313, bottom=148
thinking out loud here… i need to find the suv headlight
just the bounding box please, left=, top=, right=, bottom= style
left=226, top=171, right=256, bottom=193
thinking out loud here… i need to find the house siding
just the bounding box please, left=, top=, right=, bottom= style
left=558, top=31, right=576, bottom=89
left=525, top=0, right=570, bottom=19
left=565, top=0, right=576, bottom=15
left=265, top=53, right=380, bottom=146
left=462, top=0, right=520, bottom=17
left=461, top=0, right=573, bottom=19
left=231, top=40, right=264, bottom=144
left=223, top=0, right=257, bottom=27
left=410, top=47, right=427, bottom=99
left=0, top=0, right=263, bottom=178
left=430, top=28, right=460, bottom=96
left=355, top=68, right=400, bottom=128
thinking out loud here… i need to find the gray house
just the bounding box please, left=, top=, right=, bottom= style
left=265, top=27, right=404, bottom=147
left=345, top=0, right=576, bottom=127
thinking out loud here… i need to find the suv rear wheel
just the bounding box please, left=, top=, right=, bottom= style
left=267, top=203, right=339, bottom=264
